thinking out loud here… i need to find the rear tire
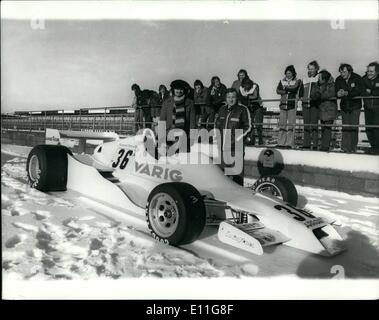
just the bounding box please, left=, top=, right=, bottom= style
left=251, top=176, right=298, bottom=206
left=26, top=145, right=72, bottom=192
left=146, top=182, right=206, bottom=246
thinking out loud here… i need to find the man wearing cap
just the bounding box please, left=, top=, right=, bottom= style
left=159, top=79, right=196, bottom=152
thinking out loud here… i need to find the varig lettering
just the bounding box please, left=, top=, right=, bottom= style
left=135, top=161, right=183, bottom=182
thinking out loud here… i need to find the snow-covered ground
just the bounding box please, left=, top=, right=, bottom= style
left=2, top=144, right=379, bottom=284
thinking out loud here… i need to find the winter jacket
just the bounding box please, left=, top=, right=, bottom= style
left=335, top=72, right=364, bottom=112
left=300, top=74, right=319, bottom=108
left=362, top=74, right=379, bottom=109
left=276, top=78, right=302, bottom=110
left=134, top=89, right=154, bottom=108
left=159, top=96, right=196, bottom=135
left=231, top=79, right=242, bottom=90
left=209, top=84, right=227, bottom=110
left=312, top=77, right=337, bottom=121
left=238, top=82, right=262, bottom=110
left=193, top=87, right=210, bottom=106
left=216, top=102, right=252, bottom=150
left=150, top=91, right=169, bottom=117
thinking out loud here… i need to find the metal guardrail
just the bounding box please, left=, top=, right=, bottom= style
left=1, top=96, right=378, bottom=150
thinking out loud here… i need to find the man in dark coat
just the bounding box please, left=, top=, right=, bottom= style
left=131, top=83, right=154, bottom=131
left=335, top=63, right=364, bottom=153
left=216, top=88, right=252, bottom=186
left=300, top=60, right=320, bottom=150
left=208, top=76, right=227, bottom=129
left=362, top=62, right=379, bottom=154
left=238, top=78, right=264, bottom=146
left=193, top=80, right=210, bottom=128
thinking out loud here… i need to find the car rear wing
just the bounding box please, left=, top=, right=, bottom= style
left=45, top=128, right=119, bottom=153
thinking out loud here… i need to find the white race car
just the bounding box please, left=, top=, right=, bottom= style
left=26, top=129, right=345, bottom=256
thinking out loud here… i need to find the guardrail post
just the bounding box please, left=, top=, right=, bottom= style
left=104, top=108, right=107, bottom=131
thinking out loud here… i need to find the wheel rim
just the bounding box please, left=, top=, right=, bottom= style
left=255, top=182, right=283, bottom=200
left=28, top=155, right=41, bottom=182
left=148, top=193, right=179, bottom=238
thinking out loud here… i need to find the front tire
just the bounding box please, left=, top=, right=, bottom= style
left=146, top=182, right=206, bottom=246
left=251, top=176, right=298, bottom=206
left=26, top=145, right=72, bottom=192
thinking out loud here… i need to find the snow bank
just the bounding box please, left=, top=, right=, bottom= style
left=1, top=144, right=32, bottom=158
left=245, top=147, right=379, bottom=174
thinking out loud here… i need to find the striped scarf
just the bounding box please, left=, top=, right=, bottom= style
left=173, top=96, right=186, bottom=129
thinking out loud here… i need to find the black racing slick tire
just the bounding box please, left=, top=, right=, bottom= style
left=146, top=182, right=206, bottom=246
left=251, top=176, right=298, bottom=206
left=26, top=145, right=72, bottom=192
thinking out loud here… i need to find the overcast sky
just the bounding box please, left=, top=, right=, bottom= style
left=1, top=18, right=378, bottom=112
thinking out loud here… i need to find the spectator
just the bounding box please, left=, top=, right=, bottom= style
left=158, top=84, right=170, bottom=102
left=150, top=85, right=169, bottom=133
left=239, top=77, right=264, bottom=145
left=216, top=88, right=252, bottom=186
left=131, top=83, right=152, bottom=131
left=300, top=60, right=320, bottom=150
left=231, top=69, right=250, bottom=91
left=362, top=62, right=379, bottom=155
left=155, top=84, right=170, bottom=116
left=335, top=63, right=364, bottom=153
left=208, top=76, right=227, bottom=129
left=159, top=79, right=196, bottom=150
left=312, top=70, right=337, bottom=151
left=276, top=65, right=302, bottom=149
left=193, top=80, right=210, bottom=128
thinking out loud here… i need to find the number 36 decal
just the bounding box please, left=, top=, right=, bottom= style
left=112, top=149, right=133, bottom=169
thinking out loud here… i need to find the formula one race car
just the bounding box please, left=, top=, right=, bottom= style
left=26, top=129, right=345, bottom=256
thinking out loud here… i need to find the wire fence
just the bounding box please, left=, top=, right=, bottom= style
left=2, top=96, right=378, bottom=151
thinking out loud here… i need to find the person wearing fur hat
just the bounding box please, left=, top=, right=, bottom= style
left=159, top=79, right=196, bottom=151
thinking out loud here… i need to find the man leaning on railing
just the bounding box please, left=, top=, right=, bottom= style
left=312, top=69, right=338, bottom=152
left=335, top=63, right=364, bottom=153
left=362, top=61, right=379, bottom=155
